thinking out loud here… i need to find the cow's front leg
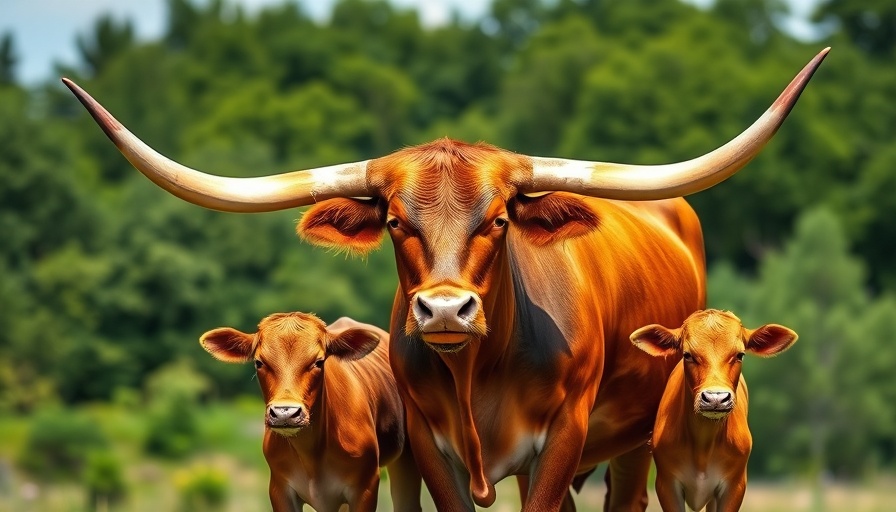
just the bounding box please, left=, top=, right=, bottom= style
left=714, top=472, right=747, bottom=512
left=406, top=404, right=475, bottom=512
left=347, top=472, right=380, bottom=512
left=652, top=472, right=685, bottom=512
left=523, top=405, right=589, bottom=512
left=268, top=475, right=302, bottom=512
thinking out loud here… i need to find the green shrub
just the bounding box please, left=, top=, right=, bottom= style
left=17, top=407, right=108, bottom=481
left=143, top=395, right=199, bottom=458
left=84, top=450, right=127, bottom=511
left=142, top=360, right=209, bottom=459
left=175, top=465, right=228, bottom=512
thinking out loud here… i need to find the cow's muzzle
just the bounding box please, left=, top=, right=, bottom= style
left=266, top=403, right=310, bottom=433
left=411, top=288, right=483, bottom=351
left=696, top=389, right=735, bottom=419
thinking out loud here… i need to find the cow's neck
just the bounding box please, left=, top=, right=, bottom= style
left=434, top=245, right=515, bottom=507
left=684, top=389, right=731, bottom=472
left=282, top=384, right=329, bottom=458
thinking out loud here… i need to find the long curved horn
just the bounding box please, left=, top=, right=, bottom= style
left=62, top=78, right=372, bottom=212
left=524, top=48, right=830, bottom=199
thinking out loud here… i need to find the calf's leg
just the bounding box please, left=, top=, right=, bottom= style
left=387, top=446, right=423, bottom=512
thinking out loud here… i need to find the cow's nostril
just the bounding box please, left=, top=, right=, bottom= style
left=290, top=406, right=304, bottom=419
left=414, top=296, right=434, bottom=321
left=701, top=391, right=733, bottom=405
left=458, top=296, right=477, bottom=320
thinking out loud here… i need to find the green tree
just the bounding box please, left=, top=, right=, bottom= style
left=0, top=32, right=16, bottom=85
left=497, top=15, right=604, bottom=154
left=76, top=14, right=135, bottom=76
left=814, top=0, right=896, bottom=57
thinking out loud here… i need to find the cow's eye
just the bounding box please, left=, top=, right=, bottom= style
left=736, top=352, right=745, bottom=362
left=313, top=359, right=324, bottom=370
left=254, top=359, right=263, bottom=369
left=387, top=218, right=400, bottom=230
left=683, top=352, right=693, bottom=362
left=493, top=217, right=508, bottom=229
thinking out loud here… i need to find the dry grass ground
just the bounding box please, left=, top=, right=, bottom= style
left=5, top=459, right=894, bottom=512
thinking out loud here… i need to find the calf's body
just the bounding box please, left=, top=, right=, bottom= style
left=201, top=313, right=421, bottom=512
left=652, top=363, right=751, bottom=511
left=631, top=309, right=797, bottom=512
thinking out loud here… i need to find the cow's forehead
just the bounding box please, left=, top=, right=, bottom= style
left=682, top=310, right=745, bottom=355
left=256, top=313, right=327, bottom=362
left=367, top=138, right=529, bottom=202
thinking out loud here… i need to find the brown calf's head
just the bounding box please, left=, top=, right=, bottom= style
left=200, top=313, right=380, bottom=435
left=631, top=309, right=797, bottom=419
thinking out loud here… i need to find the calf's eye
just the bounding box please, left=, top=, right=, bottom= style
left=736, top=352, right=745, bottom=362
left=254, top=360, right=263, bottom=369
left=683, top=352, right=693, bottom=362
left=313, top=359, right=324, bottom=369
left=387, top=218, right=400, bottom=230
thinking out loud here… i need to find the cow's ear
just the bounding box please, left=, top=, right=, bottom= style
left=326, top=328, right=382, bottom=361
left=745, top=324, right=798, bottom=357
left=298, top=197, right=386, bottom=255
left=630, top=325, right=682, bottom=357
left=509, top=193, right=600, bottom=246
left=200, top=327, right=255, bottom=363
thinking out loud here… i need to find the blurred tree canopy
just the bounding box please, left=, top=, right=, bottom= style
left=1, top=0, right=894, bottom=479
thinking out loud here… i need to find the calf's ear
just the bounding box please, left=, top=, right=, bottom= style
left=298, top=197, right=386, bottom=255
left=630, top=324, right=682, bottom=357
left=509, top=192, right=600, bottom=246
left=326, top=328, right=382, bottom=361
left=200, top=328, right=255, bottom=363
left=745, top=324, right=798, bottom=357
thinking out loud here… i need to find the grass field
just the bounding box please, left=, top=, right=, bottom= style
left=2, top=400, right=894, bottom=511
left=4, top=466, right=896, bottom=512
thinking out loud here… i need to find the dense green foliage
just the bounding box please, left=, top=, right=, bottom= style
left=17, top=408, right=109, bottom=481
left=2, top=0, right=894, bottom=481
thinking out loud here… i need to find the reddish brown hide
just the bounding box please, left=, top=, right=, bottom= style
left=200, top=313, right=421, bottom=512
left=631, top=310, right=798, bottom=512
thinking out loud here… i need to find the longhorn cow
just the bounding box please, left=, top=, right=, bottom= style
left=63, top=48, right=828, bottom=511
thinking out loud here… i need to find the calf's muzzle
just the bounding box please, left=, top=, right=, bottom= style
left=697, top=389, right=735, bottom=418
left=266, top=403, right=309, bottom=429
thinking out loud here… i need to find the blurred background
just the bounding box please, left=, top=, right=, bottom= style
left=1, top=0, right=895, bottom=510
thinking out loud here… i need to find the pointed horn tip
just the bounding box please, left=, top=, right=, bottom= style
left=61, top=77, right=86, bottom=97
left=771, top=47, right=831, bottom=114
left=60, top=77, right=123, bottom=135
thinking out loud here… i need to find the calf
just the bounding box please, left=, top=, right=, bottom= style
left=200, top=313, right=421, bottom=512
left=630, top=309, right=797, bottom=512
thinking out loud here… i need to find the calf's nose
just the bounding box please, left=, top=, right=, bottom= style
left=700, top=390, right=733, bottom=408
left=266, top=404, right=308, bottom=427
